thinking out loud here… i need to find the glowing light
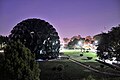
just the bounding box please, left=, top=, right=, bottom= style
left=78, top=41, right=82, bottom=45
left=30, top=31, right=34, bottom=34
left=95, top=40, right=98, bottom=44
left=58, top=55, right=61, bottom=58
left=0, top=50, right=4, bottom=53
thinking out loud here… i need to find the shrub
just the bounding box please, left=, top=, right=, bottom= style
left=1, top=40, right=40, bottom=80
left=80, top=54, right=83, bottom=57
left=87, top=57, right=93, bottom=60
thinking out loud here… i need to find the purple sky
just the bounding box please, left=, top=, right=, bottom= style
left=0, top=0, right=120, bottom=39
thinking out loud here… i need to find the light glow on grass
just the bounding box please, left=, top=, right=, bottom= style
left=60, top=49, right=97, bottom=62
left=60, top=49, right=80, bottom=53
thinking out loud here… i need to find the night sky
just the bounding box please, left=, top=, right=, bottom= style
left=0, top=0, right=120, bottom=39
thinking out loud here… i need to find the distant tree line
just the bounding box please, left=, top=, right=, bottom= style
left=64, top=36, right=93, bottom=50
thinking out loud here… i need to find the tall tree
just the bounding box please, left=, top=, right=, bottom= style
left=96, top=24, right=120, bottom=61
left=96, top=33, right=111, bottom=60
left=1, top=40, right=40, bottom=80
left=108, top=24, right=120, bottom=61
left=9, top=18, right=60, bottom=59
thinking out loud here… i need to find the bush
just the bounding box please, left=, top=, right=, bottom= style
left=57, top=64, right=64, bottom=72
left=1, top=40, right=40, bottom=80
left=87, top=57, right=93, bottom=60
left=100, top=65, right=104, bottom=68
left=80, top=54, right=83, bottom=57
left=86, top=51, right=89, bottom=53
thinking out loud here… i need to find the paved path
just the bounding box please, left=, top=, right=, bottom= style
left=68, top=56, right=120, bottom=77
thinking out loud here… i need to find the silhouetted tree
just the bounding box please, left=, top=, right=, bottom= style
left=108, top=24, right=120, bottom=61
left=96, top=33, right=111, bottom=60
left=85, top=39, right=90, bottom=43
left=67, top=38, right=85, bottom=49
left=9, top=18, right=60, bottom=59
left=67, top=38, right=79, bottom=49
left=85, top=36, right=92, bottom=43
left=1, top=40, right=40, bottom=80
left=97, top=24, right=120, bottom=61
left=63, top=38, right=69, bottom=43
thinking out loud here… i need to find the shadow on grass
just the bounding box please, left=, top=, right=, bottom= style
left=39, top=60, right=120, bottom=80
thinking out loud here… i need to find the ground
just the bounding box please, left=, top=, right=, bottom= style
left=39, top=49, right=120, bottom=80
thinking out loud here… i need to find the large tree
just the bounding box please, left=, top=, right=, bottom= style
left=96, top=32, right=114, bottom=60
left=96, top=24, right=120, bottom=61
left=67, top=38, right=84, bottom=49
left=1, top=40, right=40, bottom=80
left=67, top=38, right=79, bottom=49
left=108, top=25, right=120, bottom=61
left=9, top=18, right=60, bottom=59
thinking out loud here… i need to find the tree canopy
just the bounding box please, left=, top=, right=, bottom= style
left=67, top=38, right=85, bottom=49
left=108, top=25, right=120, bottom=61
left=1, top=40, right=40, bottom=80
left=97, top=24, right=120, bottom=61
left=9, top=18, right=60, bottom=59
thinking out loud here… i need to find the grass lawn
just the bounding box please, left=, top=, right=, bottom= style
left=39, top=60, right=91, bottom=80
left=60, top=49, right=120, bottom=72
left=60, top=49, right=97, bottom=62
left=39, top=60, right=120, bottom=80
left=39, top=49, right=120, bottom=80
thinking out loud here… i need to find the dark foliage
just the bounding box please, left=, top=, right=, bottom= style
left=108, top=25, right=120, bottom=61
left=9, top=18, right=60, bottom=59
left=97, top=24, right=120, bottom=61
left=0, top=35, right=8, bottom=49
left=0, top=40, right=40, bottom=80
left=80, top=54, right=83, bottom=57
